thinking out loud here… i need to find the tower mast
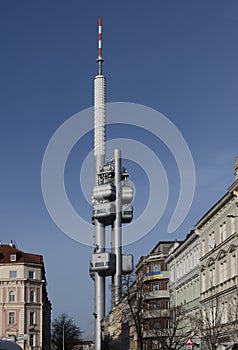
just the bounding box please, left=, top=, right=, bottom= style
left=93, top=17, right=106, bottom=350
left=90, top=19, right=133, bottom=350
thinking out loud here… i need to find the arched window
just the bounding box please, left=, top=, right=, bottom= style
left=9, top=290, right=15, bottom=302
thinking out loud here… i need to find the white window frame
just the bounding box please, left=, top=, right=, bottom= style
left=9, top=290, right=15, bottom=302
left=9, top=312, right=15, bottom=325
left=9, top=270, right=17, bottom=278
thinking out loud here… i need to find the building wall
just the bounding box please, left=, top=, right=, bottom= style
left=195, top=159, right=238, bottom=349
left=0, top=244, right=51, bottom=350
left=166, top=232, right=201, bottom=349
left=136, top=242, right=173, bottom=349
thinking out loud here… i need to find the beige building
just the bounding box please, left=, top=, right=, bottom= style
left=101, top=241, right=173, bottom=349
left=195, top=157, right=238, bottom=349
left=136, top=241, right=173, bottom=350
left=0, top=242, right=51, bottom=350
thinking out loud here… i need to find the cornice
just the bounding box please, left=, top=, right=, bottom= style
left=197, top=197, right=236, bottom=234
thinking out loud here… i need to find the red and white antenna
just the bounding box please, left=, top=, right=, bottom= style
left=97, top=18, right=103, bottom=74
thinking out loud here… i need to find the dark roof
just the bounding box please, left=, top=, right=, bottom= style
left=0, top=244, right=42, bottom=264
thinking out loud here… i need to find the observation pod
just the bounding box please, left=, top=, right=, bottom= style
left=93, top=202, right=116, bottom=225
left=121, top=184, right=133, bottom=204
left=122, top=254, right=133, bottom=274
left=121, top=183, right=133, bottom=223
left=122, top=204, right=133, bottom=223
left=93, top=183, right=116, bottom=201
left=90, top=252, right=116, bottom=276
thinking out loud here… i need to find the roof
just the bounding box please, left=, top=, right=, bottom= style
left=0, top=244, right=42, bottom=265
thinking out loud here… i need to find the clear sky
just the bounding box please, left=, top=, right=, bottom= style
left=1, top=0, right=238, bottom=339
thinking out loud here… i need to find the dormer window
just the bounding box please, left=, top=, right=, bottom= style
left=10, top=254, right=16, bottom=262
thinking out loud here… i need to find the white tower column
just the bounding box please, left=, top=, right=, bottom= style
left=111, top=148, right=122, bottom=306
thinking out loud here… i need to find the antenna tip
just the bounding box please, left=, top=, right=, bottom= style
left=97, top=17, right=103, bottom=67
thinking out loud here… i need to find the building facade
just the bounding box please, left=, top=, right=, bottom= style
left=101, top=242, right=173, bottom=349
left=0, top=242, right=51, bottom=350
left=195, top=158, right=238, bottom=349
left=101, top=157, right=238, bottom=349
left=166, top=231, right=201, bottom=348
left=136, top=241, right=173, bottom=349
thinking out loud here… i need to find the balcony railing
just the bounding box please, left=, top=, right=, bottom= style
left=143, top=309, right=169, bottom=319
left=144, top=290, right=170, bottom=299
left=144, top=271, right=169, bottom=281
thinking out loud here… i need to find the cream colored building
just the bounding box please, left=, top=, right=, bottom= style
left=166, top=231, right=200, bottom=310
left=0, top=242, right=51, bottom=350
left=195, top=158, right=238, bottom=349
left=166, top=231, right=201, bottom=348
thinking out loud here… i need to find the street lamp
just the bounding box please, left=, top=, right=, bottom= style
left=62, top=320, right=67, bottom=350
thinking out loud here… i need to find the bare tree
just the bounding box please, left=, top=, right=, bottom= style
left=120, top=276, right=199, bottom=350
left=121, top=274, right=144, bottom=350
left=226, top=290, right=238, bottom=347
left=154, top=304, right=199, bottom=350
left=52, top=313, right=82, bottom=350
left=198, top=298, right=226, bottom=350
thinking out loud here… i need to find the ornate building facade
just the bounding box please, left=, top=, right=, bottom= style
left=0, top=242, right=51, bottom=350
left=166, top=231, right=201, bottom=348
left=195, top=157, right=238, bottom=349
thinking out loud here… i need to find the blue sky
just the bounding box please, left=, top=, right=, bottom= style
left=1, top=0, right=238, bottom=339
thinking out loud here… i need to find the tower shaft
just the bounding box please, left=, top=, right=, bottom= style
left=111, top=149, right=122, bottom=306
left=93, top=19, right=106, bottom=350
left=90, top=19, right=133, bottom=350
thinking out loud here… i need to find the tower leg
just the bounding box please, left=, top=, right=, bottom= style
left=94, top=221, right=105, bottom=350
left=111, top=148, right=122, bottom=306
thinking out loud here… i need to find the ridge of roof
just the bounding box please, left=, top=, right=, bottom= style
left=0, top=244, right=42, bottom=264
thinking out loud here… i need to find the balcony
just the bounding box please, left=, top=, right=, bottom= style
left=143, top=309, right=169, bottom=319
left=144, top=271, right=169, bottom=281
left=143, top=330, right=160, bottom=338
left=144, top=290, right=170, bottom=300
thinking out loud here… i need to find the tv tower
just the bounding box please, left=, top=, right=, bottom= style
left=89, top=19, right=134, bottom=350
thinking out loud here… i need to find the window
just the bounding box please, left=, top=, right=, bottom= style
left=30, top=312, right=34, bottom=325
left=28, top=271, right=34, bottom=279
left=150, top=263, right=161, bottom=273
left=9, top=312, right=15, bottom=324
left=231, top=216, right=236, bottom=234
left=223, top=222, right=227, bottom=240
left=29, top=334, right=34, bottom=347
left=150, top=301, right=160, bottom=310
left=10, top=254, right=16, bottom=262
left=30, top=291, right=34, bottom=302
left=151, top=283, right=159, bottom=291
left=231, top=254, right=236, bottom=277
left=9, top=271, right=17, bottom=278
left=152, top=339, right=159, bottom=349
left=220, top=262, right=224, bottom=283
left=9, top=291, right=15, bottom=302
